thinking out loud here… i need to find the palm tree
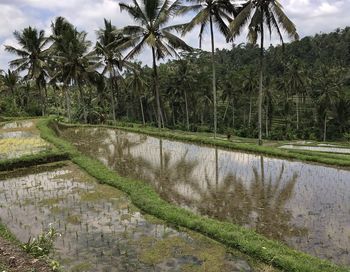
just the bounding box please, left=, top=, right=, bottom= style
left=241, top=66, right=258, bottom=127
left=125, top=66, right=148, bottom=125
left=179, top=0, right=238, bottom=138
left=119, top=0, right=192, bottom=129
left=5, top=26, right=50, bottom=116
left=285, top=60, right=307, bottom=130
left=95, top=19, right=132, bottom=122
left=50, top=17, right=99, bottom=123
left=313, top=66, right=342, bottom=141
left=230, top=0, right=299, bottom=145
left=0, top=70, right=20, bottom=108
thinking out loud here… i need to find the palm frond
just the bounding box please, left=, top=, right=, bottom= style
left=229, top=1, right=253, bottom=38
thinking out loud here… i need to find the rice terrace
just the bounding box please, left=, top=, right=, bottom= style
left=0, top=0, right=349, bottom=271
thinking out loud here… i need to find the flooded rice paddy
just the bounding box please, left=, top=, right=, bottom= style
left=0, top=120, right=51, bottom=159
left=60, top=126, right=350, bottom=266
left=0, top=162, right=257, bottom=272
left=280, top=144, right=350, bottom=154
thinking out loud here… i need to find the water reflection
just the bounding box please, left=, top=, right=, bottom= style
left=61, top=127, right=350, bottom=265
left=0, top=163, right=253, bottom=272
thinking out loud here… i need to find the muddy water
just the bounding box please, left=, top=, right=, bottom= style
left=60, top=127, right=350, bottom=266
left=0, top=120, right=51, bottom=159
left=0, top=163, right=256, bottom=272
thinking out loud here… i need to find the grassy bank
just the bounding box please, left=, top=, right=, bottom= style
left=0, top=151, right=69, bottom=172
left=37, top=118, right=349, bottom=272
left=58, top=121, right=350, bottom=168
left=0, top=222, right=19, bottom=244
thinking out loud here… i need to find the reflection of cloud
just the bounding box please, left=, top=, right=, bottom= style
left=62, top=126, right=350, bottom=265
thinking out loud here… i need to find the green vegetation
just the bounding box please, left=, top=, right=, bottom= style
left=0, top=151, right=69, bottom=172
left=22, top=227, right=60, bottom=258
left=37, top=118, right=349, bottom=272
left=0, top=221, right=19, bottom=244
left=1, top=0, right=349, bottom=144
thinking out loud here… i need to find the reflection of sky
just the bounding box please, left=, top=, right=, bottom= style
left=64, top=127, right=350, bottom=265
left=107, top=130, right=350, bottom=264
left=0, top=165, right=247, bottom=271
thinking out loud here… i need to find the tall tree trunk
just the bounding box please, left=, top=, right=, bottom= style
left=223, top=101, right=229, bottom=121
left=296, top=94, right=299, bottom=130
left=64, top=84, right=71, bottom=121
left=11, top=88, right=16, bottom=109
left=248, top=95, right=252, bottom=126
left=232, top=98, right=235, bottom=128
left=109, top=66, right=116, bottom=122
left=265, top=105, right=268, bottom=138
left=184, top=89, right=190, bottom=131
left=209, top=14, right=217, bottom=138
left=323, top=113, right=327, bottom=142
left=78, top=84, right=87, bottom=123
left=38, top=84, right=45, bottom=116
left=258, top=20, right=264, bottom=146
left=139, top=96, right=145, bottom=125
left=152, top=47, right=162, bottom=129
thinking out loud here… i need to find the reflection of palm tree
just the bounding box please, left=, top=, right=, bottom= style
left=151, top=141, right=200, bottom=206
left=198, top=162, right=306, bottom=241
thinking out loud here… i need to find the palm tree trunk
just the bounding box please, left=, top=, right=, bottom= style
left=265, top=106, right=268, bottom=138
left=78, top=84, right=87, bottom=123
left=323, top=113, right=327, bottom=142
left=38, top=84, right=45, bottom=116
left=11, top=88, right=16, bottom=109
left=296, top=95, right=299, bottom=130
left=64, top=84, right=71, bottom=121
left=152, top=47, right=162, bottom=129
left=109, top=67, right=116, bottom=122
left=258, top=20, right=264, bottom=146
left=248, top=95, right=252, bottom=126
left=223, top=101, right=229, bottom=121
left=209, top=14, right=217, bottom=138
left=232, top=98, right=235, bottom=128
left=139, top=96, right=145, bottom=125
left=184, top=89, right=190, bottom=131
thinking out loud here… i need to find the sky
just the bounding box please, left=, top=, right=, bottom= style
left=0, top=0, right=349, bottom=70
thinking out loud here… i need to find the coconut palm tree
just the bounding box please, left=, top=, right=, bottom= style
left=50, top=17, right=99, bottom=123
left=179, top=0, right=238, bottom=137
left=313, top=66, right=342, bottom=141
left=0, top=70, right=20, bottom=108
left=95, top=19, right=133, bottom=122
left=285, top=60, right=307, bottom=130
left=125, top=66, right=148, bottom=125
left=119, top=0, right=192, bottom=129
left=5, top=26, right=50, bottom=116
left=230, top=0, right=299, bottom=145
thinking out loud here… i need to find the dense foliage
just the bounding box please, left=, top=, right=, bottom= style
left=0, top=0, right=349, bottom=141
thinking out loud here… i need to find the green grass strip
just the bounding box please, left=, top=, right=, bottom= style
left=0, top=222, right=19, bottom=245
left=37, top=118, right=349, bottom=272
left=0, top=151, right=69, bottom=172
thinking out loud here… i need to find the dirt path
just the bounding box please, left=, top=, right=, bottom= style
left=0, top=236, right=51, bottom=272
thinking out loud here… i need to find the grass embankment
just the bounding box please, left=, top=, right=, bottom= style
left=0, top=222, right=19, bottom=245
left=59, top=122, right=350, bottom=168
left=0, top=118, right=69, bottom=172
left=37, top=118, right=349, bottom=272
left=0, top=151, right=69, bottom=172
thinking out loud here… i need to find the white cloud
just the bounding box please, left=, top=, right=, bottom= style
left=0, top=0, right=350, bottom=70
